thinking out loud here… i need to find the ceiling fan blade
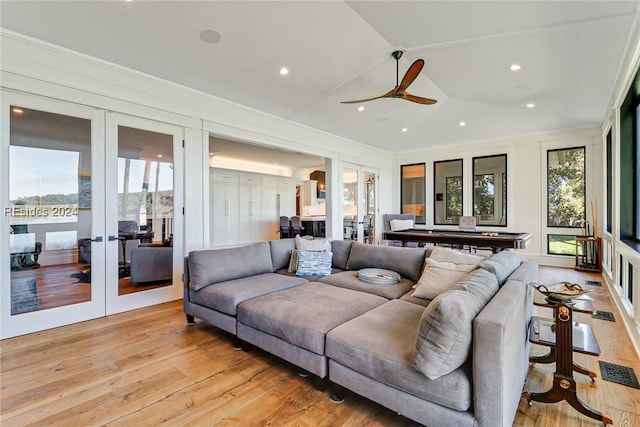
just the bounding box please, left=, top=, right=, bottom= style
left=340, top=88, right=395, bottom=104
left=396, top=59, right=424, bottom=94
left=402, top=93, right=438, bottom=105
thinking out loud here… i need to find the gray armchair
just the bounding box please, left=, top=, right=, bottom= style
left=382, top=213, right=418, bottom=247
left=129, top=245, right=173, bottom=284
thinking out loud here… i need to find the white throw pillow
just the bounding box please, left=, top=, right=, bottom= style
left=390, top=219, right=414, bottom=231
left=295, top=235, right=332, bottom=251
left=429, top=246, right=485, bottom=265
left=290, top=236, right=332, bottom=272
left=412, top=258, right=478, bottom=300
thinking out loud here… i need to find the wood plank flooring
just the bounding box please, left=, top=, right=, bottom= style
left=1, top=266, right=639, bottom=426
left=10, top=263, right=171, bottom=314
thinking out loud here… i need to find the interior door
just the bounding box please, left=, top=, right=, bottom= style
left=105, top=113, right=184, bottom=314
left=1, top=91, right=106, bottom=339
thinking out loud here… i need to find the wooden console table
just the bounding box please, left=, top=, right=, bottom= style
left=523, top=300, right=612, bottom=425
left=532, top=294, right=598, bottom=380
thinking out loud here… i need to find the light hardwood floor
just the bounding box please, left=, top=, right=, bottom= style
left=1, top=266, right=639, bottom=426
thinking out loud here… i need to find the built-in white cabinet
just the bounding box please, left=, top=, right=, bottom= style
left=211, top=171, right=240, bottom=246
left=239, top=175, right=262, bottom=244
left=211, top=169, right=295, bottom=247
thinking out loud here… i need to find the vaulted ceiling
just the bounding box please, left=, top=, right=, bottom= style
left=1, top=1, right=638, bottom=153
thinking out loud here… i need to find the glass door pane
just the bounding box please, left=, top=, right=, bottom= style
left=2, top=94, right=105, bottom=338
left=105, top=114, right=183, bottom=314
left=343, top=165, right=377, bottom=243
left=343, top=167, right=358, bottom=240
left=362, top=171, right=376, bottom=244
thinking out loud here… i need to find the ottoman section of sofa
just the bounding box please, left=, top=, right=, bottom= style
left=326, top=299, right=473, bottom=412
left=236, top=282, right=387, bottom=378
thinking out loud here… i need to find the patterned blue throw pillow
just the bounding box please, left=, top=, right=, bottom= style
left=295, top=250, right=332, bottom=277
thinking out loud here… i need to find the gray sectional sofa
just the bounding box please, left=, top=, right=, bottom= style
left=183, top=238, right=536, bottom=427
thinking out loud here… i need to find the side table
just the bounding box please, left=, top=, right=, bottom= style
left=523, top=300, right=612, bottom=425
left=532, top=293, right=598, bottom=380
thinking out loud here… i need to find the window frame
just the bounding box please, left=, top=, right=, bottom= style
left=400, top=163, right=426, bottom=224
left=546, top=146, right=586, bottom=229
left=433, top=158, right=463, bottom=226
left=471, top=154, right=507, bottom=227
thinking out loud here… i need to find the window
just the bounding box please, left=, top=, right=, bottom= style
left=401, top=163, right=425, bottom=224
left=547, top=147, right=585, bottom=228
left=547, top=234, right=580, bottom=256
left=433, top=159, right=462, bottom=225
left=472, top=154, right=506, bottom=226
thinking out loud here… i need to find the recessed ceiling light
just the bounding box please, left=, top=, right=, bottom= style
left=357, top=106, right=365, bottom=112
left=11, top=107, right=23, bottom=114
left=401, top=128, right=408, bottom=133
left=157, top=154, right=163, bottom=158
left=510, top=64, right=521, bottom=71
left=459, top=121, right=466, bottom=127
left=199, top=29, right=221, bottom=44
left=279, top=67, right=289, bottom=76
left=526, top=103, right=536, bottom=108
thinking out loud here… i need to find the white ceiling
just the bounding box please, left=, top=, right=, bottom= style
left=1, top=1, right=638, bottom=156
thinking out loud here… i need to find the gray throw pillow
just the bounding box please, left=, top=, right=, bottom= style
left=479, top=250, right=521, bottom=286
left=414, top=288, right=487, bottom=379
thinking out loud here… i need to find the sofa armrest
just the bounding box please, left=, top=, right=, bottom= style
left=472, top=269, right=535, bottom=427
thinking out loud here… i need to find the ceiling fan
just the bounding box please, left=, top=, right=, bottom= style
left=341, top=50, right=437, bottom=105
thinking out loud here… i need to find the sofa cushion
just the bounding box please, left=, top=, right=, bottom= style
left=188, top=242, right=273, bottom=291
left=317, top=270, right=414, bottom=299
left=288, top=236, right=333, bottom=273
left=330, top=239, right=353, bottom=270
left=295, top=235, right=332, bottom=251
left=189, top=273, right=307, bottom=315
left=296, top=250, right=332, bottom=277
left=429, top=246, right=486, bottom=264
left=399, top=290, right=433, bottom=307
left=479, top=250, right=521, bottom=286
left=449, top=267, right=500, bottom=302
left=238, top=282, right=386, bottom=354
left=326, top=300, right=473, bottom=411
left=414, top=269, right=499, bottom=380
left=503, top=261, right=537, bottom=284
left=345, top=242, right=427, bottom=282
left=269, top=238, right=296, bottom=271
left=412, top=258, right=479, bottom=300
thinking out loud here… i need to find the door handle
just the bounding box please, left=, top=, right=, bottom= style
left=108, top=235, right=119, bottom=241
left=91, top=236, right=103, bottom=242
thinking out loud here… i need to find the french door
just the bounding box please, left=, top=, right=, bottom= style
left=342, top=163, right=377, bottom=244
left=1, top=92, right=106, bottom=338
left=1, top=92, right=183, bottom=338
left=105, top=113, right=183, bottom=314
